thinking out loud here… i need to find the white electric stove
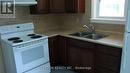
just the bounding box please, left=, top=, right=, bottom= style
left=0, top=23, right=50, bottom=73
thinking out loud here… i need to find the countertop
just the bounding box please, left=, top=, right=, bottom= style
left=41, top=30, right=124, bottom=48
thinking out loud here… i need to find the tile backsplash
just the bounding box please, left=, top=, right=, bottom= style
left=0, top=7, right=60, bottom=33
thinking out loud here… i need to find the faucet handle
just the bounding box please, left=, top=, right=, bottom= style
left=83, top=24, right=87, bottom=28
left=90, top=24, right=95, bottom=30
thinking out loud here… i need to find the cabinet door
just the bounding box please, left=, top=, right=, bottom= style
left=58, top=36, right=67, bottom=66
left=30, top=0, right=49, bottom=14
left=66, top=0, right=76, bottom=13
left=67, top=38, right=95, bottom=73
left=48, top=36, right=67, bottom=66
left=66, top=0, right=85, bottom=13
left=67, top=45, right=95, bottom=73
left=48, top=36, right=59, bottom=66
left=50, top=0, right=66, bottom=13
left=95, top=44, right=122, bottom=73
left=95, top=53, right=121, bottom=71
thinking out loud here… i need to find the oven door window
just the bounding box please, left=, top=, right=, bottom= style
left=13, top=41, right=49, bottom=72
left=22, top=46, right=44, bottom=64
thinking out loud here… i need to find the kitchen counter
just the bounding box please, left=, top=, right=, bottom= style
left=41, top=30, right=124, bottom=48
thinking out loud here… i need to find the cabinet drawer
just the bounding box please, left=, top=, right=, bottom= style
left=96, top=53, right=121, bottom=71
left=96, top=44, right=122, bottom=56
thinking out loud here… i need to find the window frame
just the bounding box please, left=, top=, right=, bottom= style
left=91, top=0, right=127, bottom=24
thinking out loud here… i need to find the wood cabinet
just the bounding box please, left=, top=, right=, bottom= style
left=50, top=0, right=66, bottom=13
left=67, top=38, right=95, bottom=73
left=66, top=0, right=85, bottom=13
left=48, top=36, right=122, bottom=73
left=95, top=44, right=122, bottom=73
left=48, top=36, right=67, bottom=66
left=48, top=36, right=59, bottom=66
left=30, top=0, right=85, bottom=14
left=57, top=36, right=67, bottom=66
left=30, top=0, right=49, bottom=14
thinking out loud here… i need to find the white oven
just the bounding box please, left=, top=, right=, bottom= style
left=13, top=38, right=50, bottom=73
left=0, top=23, right=50, bottom=73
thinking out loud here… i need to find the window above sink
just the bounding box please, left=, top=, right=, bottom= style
left=91, top=0, right=127, bottom=24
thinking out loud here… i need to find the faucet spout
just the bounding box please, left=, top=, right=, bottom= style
left=83, top=24, right=95, bottom=33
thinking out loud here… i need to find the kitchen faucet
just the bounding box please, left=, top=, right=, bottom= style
left=83, top=24, right=96, bottom=34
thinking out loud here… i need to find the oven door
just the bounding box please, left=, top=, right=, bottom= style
left=13, top=39, right=49, bottom=73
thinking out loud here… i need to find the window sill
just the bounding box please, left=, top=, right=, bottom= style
left=90, top=18, right=126, bottom=25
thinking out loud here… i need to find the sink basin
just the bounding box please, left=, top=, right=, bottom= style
left=70, top=31, right=92, bottom=37
left=84, top=33, right=107, bottom=40
left=70, top=31, right=108, bottom=40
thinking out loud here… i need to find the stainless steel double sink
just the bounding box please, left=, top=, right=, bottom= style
left=69, top=31, right=108, bottom=40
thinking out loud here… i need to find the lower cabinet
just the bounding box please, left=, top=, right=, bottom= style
left=67, top=38, right=95, bottom=73
left=48, top=36, right=59, bottom=66
left=48, top=35, right=122, bottom=73
left=48, top=35, right=67, bottom=66
left=57, top=36, right=67, bottom=66
left=95, top=44, right=122, bottom=73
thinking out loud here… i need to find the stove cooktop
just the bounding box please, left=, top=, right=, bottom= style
left=5, top=33, right=46, bottom=45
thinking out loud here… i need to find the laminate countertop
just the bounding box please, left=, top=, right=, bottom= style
left=40, top=30, right=124, bottom=48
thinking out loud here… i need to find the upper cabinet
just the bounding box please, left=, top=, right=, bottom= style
left=50, top=0, right=66, bottom=13
left=30, top=0, right=85, bottom=14
left=66, top=0, right=85, bottom=13
left=30, top=0, right=49, bottom=14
